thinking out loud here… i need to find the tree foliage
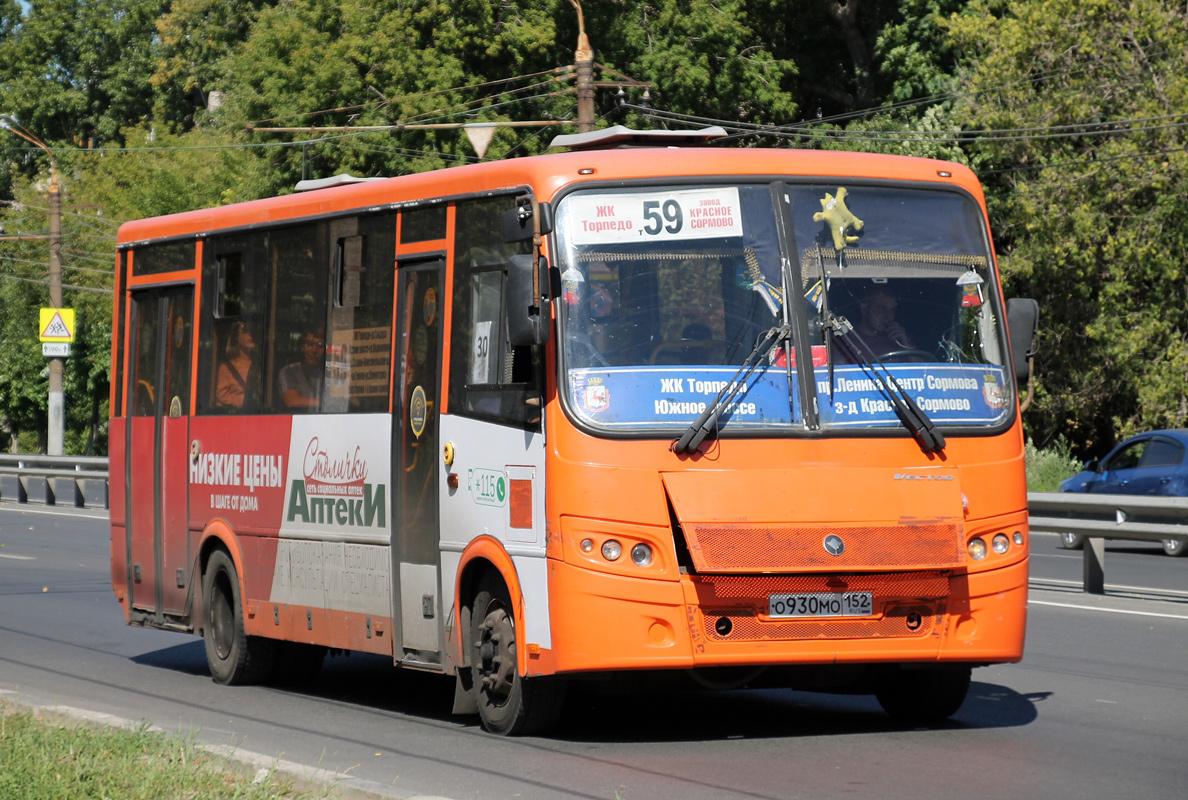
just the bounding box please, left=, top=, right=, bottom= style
left=949, top=0, right=1188, bottom=454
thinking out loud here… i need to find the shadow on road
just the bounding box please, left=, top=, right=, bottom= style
left=551, top=679, right=1042, bottom=743
left=130, top=640, right=1043, bottom=742
left=130, top=640, right=210, bottom=677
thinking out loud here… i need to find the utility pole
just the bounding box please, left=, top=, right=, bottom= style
left=1, top=114, right=64, bottom=455
left=47, top=166, right=63, bottom=456
left=570, top=0, right=595, bottom=132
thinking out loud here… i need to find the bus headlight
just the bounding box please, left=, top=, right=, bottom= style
left=630, top=543, right=653, bottom=567
left=993, top=534, right=1010, bottom=555
left=968, top=538, right=987, bottom=560
left=601, top=540, right=622, bottom=561
left=580, top=538, right=595, bottom=553
left=1013, top=531, right=1025, bottom=546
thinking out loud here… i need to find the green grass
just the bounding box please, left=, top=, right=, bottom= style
left=0, top=704, right=329, bottom=800
left=1025, top=438, right=1083, bottom=493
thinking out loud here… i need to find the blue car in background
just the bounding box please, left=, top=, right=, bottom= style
left=1058, top=429, right=1188, bottom=556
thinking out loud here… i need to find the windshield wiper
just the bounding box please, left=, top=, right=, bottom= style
left=672, top=324, right=790, bottom=454
left=824, top=313, right=947, bottom=455
left=812, top=244, right=838, bottom=402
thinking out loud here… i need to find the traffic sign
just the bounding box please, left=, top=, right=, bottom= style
left=42, top=342, right=71, bottom=357
left=39, top=308, right=75, bottom=342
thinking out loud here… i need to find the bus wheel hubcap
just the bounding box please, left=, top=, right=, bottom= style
left=477, top=608, right=516, bottom=701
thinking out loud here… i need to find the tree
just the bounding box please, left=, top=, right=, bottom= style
left=0, top=0, right=163, bottom=149
left=949, top=0, right=1188, bottom=455
left=589, top=0, right=798, bottom=126
left=204, top=0, right=577, bottom=189
left=151, top=0, right=277, bottom=132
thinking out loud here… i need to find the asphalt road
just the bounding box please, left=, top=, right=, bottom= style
left=1, top=502, right=1185, bottom=800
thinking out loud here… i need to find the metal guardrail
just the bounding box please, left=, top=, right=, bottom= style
left=1028, top=491, right=1188, bottom=594
left=0, top=454, right=109, bottom=509
left=0, top=469, right=1175, bottom=592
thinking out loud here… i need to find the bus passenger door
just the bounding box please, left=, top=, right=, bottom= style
left=392, top=258, right=444, bottom=662
left=125, top=287, right=193, bottom=619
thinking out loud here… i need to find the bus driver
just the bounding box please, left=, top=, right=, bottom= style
left=852, top=284, right=914, bottom=356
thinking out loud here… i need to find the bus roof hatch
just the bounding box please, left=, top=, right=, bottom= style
left=549, top=125, right=728, bottom=151
left=294, top=173, right=384, bottom=192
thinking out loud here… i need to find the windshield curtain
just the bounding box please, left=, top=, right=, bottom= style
left=553, top=181, right=1010, bottom=436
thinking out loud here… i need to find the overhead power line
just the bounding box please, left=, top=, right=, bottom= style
left=979, top=145, right=1188, bottom=176
left=631, top=104, right=1188, bottom=144
left=406, top=75, right=574, bottom=123
left=0, top=272, right=113, bottom=294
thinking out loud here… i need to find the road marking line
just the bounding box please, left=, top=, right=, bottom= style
left=1029, top=599, right=1188, bottom=620
left=1033, top=577, right=1188, bottom=599
left=0, top=504, right=107, bottom=520
left=0, top=554, right=34, bottom=560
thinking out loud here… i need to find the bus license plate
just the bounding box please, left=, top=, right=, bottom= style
left=768, top=591, right=873, bottom=618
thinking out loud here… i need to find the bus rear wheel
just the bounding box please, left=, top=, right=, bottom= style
left=470, top=574, right=565, bottom=735
left=202, top=550, right=274, bottom=685
left=875, top=666, right=971, bottom=723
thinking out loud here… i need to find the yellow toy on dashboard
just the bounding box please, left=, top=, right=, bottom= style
left=814, top=187, right=864, bottom=250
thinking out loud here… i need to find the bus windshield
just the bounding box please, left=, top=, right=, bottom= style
left=554, top=182, right=1011, bottom=436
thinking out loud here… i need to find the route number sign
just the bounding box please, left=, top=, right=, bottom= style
left=567, top=188, right=743, bottom=245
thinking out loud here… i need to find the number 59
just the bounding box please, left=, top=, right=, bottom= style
left=642, top=200, right=683, bottom=235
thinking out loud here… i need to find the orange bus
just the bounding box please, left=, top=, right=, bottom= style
left=109, top=127, right=1037, bottom=735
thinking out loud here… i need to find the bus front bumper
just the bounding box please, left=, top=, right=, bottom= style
left=546, top=557, right=1027, bottom=673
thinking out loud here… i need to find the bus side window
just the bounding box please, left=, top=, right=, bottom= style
left=199, top=238, right=268, bottom=414
left=271, top=223, right=329, bottom=413
left=325, top=213, right=395, bottom=414
left=448, top=197, right=539, bottom=429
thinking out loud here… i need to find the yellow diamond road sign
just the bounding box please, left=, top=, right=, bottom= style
left=39, top=308, right=75, bottom=342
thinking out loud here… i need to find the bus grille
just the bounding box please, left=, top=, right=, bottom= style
left=691, top=572, right=949, bottom=642
left=683, top=523, right=964, bottom=572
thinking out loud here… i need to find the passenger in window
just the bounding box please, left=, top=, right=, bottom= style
left=279, top=331, right=325, bottom=411
left=216, top=321, right=260, bottom=411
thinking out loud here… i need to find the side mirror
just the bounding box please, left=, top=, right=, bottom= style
left=506, top=254, right=550, bottom=346
left=1006, top=297, right=1039, bottom=382
left=501, top=200, right=554, bottom=243
left=1084, top=459, right=1100, bottom=473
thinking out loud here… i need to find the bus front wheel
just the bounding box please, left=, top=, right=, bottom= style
left=202, top=550, right=275, bottom=685
left=470, top=574, right=565, bottom=735
left=875, top=666, right=971, bottom=723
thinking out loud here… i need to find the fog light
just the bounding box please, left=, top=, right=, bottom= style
left=601, top=540, right=622, bottom=561
left=580, top=538, right=594, bottom=553
left=630, top=543, right=653, bottom=567
left=968, top=538, right=987, bottom=560
left=1013, top=531, right=1024, bottom=546
left=993, top=533, right=1010, bottom=554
